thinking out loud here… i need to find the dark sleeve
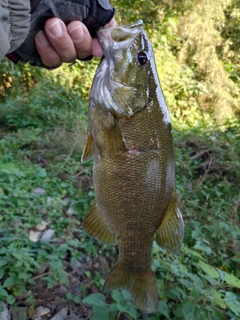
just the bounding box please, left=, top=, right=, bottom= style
left=0, top=0, right=30, bottom=61
left=13, top=0, right=114, bottom=68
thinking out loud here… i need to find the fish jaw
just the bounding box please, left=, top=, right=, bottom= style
left=97, top=20, right=144, bottom=65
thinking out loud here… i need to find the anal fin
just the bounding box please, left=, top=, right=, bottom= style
left=83, top=200, right=116, bottom=244
left=156, top=190, right=184, bottom=253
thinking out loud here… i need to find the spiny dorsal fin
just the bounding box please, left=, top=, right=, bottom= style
left=81, top=132, right=93, bottom=163
left=155, top=189, right=184, bottom=253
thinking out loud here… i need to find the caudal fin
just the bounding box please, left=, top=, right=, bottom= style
left=103, top=262, right=158, bottom=314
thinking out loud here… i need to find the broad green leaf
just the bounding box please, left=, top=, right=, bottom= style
left=158, top=300, right=170, bottom=318
left=15, top=261, right=23, bottom=267
left=82, top=293, right=106, bottom=307
left=210, top=289, right=226, bottom=309
left=224, top=292, right=240, bottom=316
left=182, top=301, right=201, bottom=320
left=186, top=273, right=204, bottom=289
left=12, top=253, right=23, bottom=260
left=117, top=300, right=138, bottom=319
left=217, top=269, right=240, bottom=289
left=183, top=247, right=204, bottom=260
left=198, top=261, right=219, bottom=279
left=108, top=302, right=118, bottom=312
left=194, top=243, right=213, bottom=254
left=0, top=285, right=8, bottom=297
left=224, top=292, right=237, bottom=301
left=111, top=290, right=123, bottom=302
left=190, top=287, right=201, bottom=299
left=3, top=276, right=15, bottom=288
left=92, top=305, right=109, bottom=320
left=224, top=301, right=240, bottom=317
left=202, top=274, right=218, bottom=286
left=121, top=289, right=131, bottom=300
left=73, top=296, right=81, bottom=304
left=179, top=279, right=194, bottom=288
left=6, top=295, right=15, bottom=304
left=0, top=259, right=8, bottom=267
left=211, top=309, right=228, bottom=320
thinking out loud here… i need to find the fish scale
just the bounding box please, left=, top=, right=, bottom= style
left=81, top=20, right=184, bottom=313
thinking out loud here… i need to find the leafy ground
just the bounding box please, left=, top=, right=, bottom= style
left=0, top=0, right=240, bottom=317
left=0, top=59, right=239, bottom=319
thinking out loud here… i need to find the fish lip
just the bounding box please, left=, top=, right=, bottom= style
left=96, top=20, right=144, bottom=55
left=97, top=19, right=144, bottom=38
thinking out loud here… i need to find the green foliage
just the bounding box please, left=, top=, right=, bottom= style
left=83, top=290, right=139, bottom=319
left=0, top=0, right=240, bottom=318
left=112, top=0, right=240, bottom=122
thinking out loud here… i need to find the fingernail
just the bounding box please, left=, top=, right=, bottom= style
left=48, top=20, right=63, bottom=38
left=35, top=31, right=49, bottom=46
left=69, top=26, right=84, bottom=42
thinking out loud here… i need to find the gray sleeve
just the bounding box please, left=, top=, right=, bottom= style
left=0, top=0, right=30, bottom=61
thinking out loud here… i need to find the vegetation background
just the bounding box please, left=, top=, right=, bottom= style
left=0, top=0, right=239, bottom=319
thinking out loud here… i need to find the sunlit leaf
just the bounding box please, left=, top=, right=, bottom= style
left=198, top=261, right=219, bottom=279
left=210, top=289, right=226, bottom=309
left=218, top=269, right=240, bottom=289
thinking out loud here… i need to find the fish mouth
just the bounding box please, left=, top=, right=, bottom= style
left=97, top=20, right=143, bottom=43
left=97, top=20, right=144, bottom=61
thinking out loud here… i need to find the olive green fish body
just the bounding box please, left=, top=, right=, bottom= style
left=82, top=21, right=184, bottom=313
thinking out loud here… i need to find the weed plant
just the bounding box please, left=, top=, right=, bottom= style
left=0, top=60, right=239, bottom=318
left=0, top=0, right=240, bottom=316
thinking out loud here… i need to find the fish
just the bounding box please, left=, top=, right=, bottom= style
left=81, top=20, right=184, bottom=314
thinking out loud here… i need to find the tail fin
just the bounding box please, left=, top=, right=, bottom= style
left=103, top=262, right=158, bottom=314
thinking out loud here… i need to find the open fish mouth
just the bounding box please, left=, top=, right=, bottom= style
left=97, top=20, right=144, bottom=44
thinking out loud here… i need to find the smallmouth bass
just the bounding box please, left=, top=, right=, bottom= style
left=81, top=20, right=184, bottom=314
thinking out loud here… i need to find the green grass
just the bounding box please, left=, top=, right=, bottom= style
left=0, top=71, right=239, bottom=318
left=0, top=28, right=240, bottom=317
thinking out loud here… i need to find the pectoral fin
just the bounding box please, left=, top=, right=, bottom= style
left=156, top=190, right=184, bottom=253
left=81, top=132, right=93, bottom=163
left=83, top=200, right=116, bottom=244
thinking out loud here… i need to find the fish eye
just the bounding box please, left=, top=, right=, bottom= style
left=137, top=51, right=148, bottom=65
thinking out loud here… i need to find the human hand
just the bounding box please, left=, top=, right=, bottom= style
left=35, top=18, right=116, bottom=68
left=12, top=0, right=114, bottom=69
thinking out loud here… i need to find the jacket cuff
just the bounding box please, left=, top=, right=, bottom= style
left=8, top=0, right=31, bottom=53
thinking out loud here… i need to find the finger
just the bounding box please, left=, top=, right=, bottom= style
left=44, top=18, right=77, bottom=63
left=105, top=18, right=117, bottom=28
left=92, top=38, right=103, bottom=57
left=35, top=30, right=62, bottom=67
left=67, top=21, right=92, bottom=59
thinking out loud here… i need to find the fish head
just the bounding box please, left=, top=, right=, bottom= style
left=95, top=20, right=155, bottom=117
